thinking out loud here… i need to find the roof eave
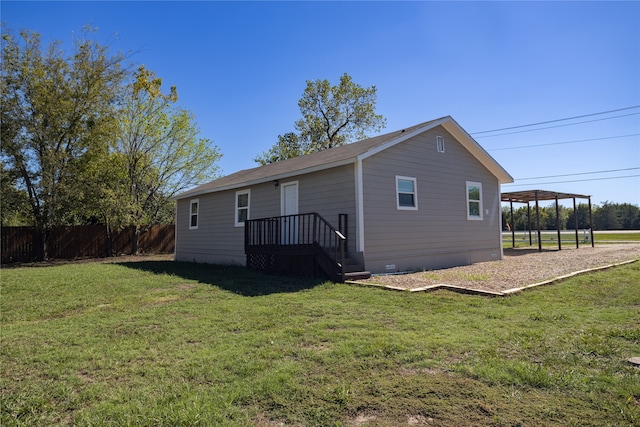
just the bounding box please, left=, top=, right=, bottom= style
left=171, top=156, right=358, bottom=200
left=441, top=119, right=514, bottom=184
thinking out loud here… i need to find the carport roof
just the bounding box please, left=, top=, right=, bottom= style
left=501, top=190, right=591, bottom=204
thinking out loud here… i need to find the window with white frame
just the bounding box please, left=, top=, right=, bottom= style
left=466, top=181, right=483, bottom=220
left=189, top=199, right=199, bottom=229
left=235, top=189, right=250, bottom=227
left=436, top=136, right=445, bottom=153
left=396, top=176, right=418, bottom=210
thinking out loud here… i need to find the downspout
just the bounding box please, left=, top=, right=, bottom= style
left=354, top=159, right=365, bottom=254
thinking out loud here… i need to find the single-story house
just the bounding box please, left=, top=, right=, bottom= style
left=172, top=116, right=513, bottom=281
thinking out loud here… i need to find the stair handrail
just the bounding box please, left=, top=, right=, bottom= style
left=245, top=212, right=346, bottom=281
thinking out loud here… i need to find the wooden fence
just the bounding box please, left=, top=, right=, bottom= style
left=1, top=224, right=174, bottom=263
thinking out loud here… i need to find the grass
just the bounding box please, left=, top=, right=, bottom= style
left=1, top=259, right=639, bottom=426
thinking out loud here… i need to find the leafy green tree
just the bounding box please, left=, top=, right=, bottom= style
left=112, top=66, right=222, bottom=252
left=594, top=201, right=620, bottom=230
left=0, top=163, right=32, bottom=226
left=616, top=203, right=640, bottom=229
left=256, top=73, right=386, bottom=165
left=566, top=203, right=592, bottom=230
left=1, top=26, right=126, bottom=258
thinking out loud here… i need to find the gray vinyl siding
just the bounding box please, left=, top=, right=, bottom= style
left=361, top=126, right=502, bottom=273
left=175, top=164, right=357, bottom=264
left=298, top=165, right=357, bottom=254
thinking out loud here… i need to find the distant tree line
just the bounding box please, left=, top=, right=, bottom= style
left=502, top=202, right=640, bottom=231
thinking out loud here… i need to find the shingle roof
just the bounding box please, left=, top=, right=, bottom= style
left=174, top=116, right=513, bottom=200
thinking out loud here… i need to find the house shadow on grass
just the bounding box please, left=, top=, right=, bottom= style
left=116, top=260, right=328, bottom=296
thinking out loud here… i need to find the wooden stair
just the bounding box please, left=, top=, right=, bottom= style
left=341, top=257, right=371, bottom=281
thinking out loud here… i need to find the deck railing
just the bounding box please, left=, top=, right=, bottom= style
left=245, top=213, right=346, bottom=281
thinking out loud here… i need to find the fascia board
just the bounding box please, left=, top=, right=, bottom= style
left=442, top=120, right=514, bottom=184
left=356, top=117, right=450, bottom=162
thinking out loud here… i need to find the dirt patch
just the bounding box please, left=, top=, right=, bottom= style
left=354, top=244, right=640, bottom=295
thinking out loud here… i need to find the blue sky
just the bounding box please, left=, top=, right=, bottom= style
left=3, top=1, right=639, bottom=207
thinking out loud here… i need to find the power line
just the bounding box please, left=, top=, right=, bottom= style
left=515, top=167, right=640, bottom=181
left=474, top=112, right=640, bottom=138
left=502, top=174, right=640, bottom=187
left=471, top=105, right=640, bottom=135
left=487, top=133, right=639, bottom=151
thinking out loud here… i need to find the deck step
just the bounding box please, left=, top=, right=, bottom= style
left=344, top=263, right=366, bottom=273
left=344, top=271, right=371, bottom=280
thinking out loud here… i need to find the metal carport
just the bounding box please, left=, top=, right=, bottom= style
left=501, top=190, right=595, bottom=251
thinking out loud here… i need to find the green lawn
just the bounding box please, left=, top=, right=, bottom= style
left=1, top=259, right=639, bottom=426
left=503, top=231, right=640, bottom=248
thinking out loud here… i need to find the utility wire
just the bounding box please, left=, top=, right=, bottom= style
left=474, top=112, right=640, bottom=138
left=487, top=133, right=639, bottom=151
left=471, top=105, right=640, bottom=135
left=515, top=167, right=640, bottom=181
left=502, top=174, right=640, bottom=187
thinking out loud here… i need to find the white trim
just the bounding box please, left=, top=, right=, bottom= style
left=436, top=135, right=445, bottom=153
left=396, top=176, right=418, bottom=210
left=173, top=204, right=178, bottom=260
left=358, top=118, right=449, bottom=162
left=355, top=160, right=365, bottom=253
left=466, top=181, right=483, bottom=220
left=173, top=116, right=514, bottom=201
left=442, top=120, right=513, bottom=183
left=234, top=189, right=250, bottom=227
left=280, top=181, right=299, bottom=216
left=189, top=199, right=199, bottom=229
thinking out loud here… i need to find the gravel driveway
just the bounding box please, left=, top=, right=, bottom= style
left=355, top=244, right=640, bottom=295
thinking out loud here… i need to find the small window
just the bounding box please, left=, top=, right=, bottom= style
left=396, top=176, right=418, bottom=210
left=436, top=136, right=445, bottom=153
left=189, top=199, right=199, bottom=229
left=235, top=190, right=250, bottom=227
left=466, top=181, right=483, bottom=220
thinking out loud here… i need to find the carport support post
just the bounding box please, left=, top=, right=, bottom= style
left=527, top=203, right=533, bottom=246
left=535, top=191, right=542, bottom=252
left=588, top=197, right=595, bottom=247
left=555, top=195, right=561, bottom=250
left=573, top=197, right=579, bottom=248
left=510, top=200, right=515, bottom=248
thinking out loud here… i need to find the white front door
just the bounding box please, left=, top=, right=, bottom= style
left=280, top=182, right=299, bottom=244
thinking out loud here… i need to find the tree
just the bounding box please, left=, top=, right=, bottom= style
left=255, top=73, right=386, bottom=165
left=0, top=163, right=32, bottom=226
left=1, top=26, right=126, bottom=259
left=594, top=201, right=620, bottom=230
left=566, top=203, right=591, bottom=230
left=111, top=66, right=222, bottom=252
left=616, top=203, right=640, bottom=230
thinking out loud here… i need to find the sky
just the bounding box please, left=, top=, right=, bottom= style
left=2, top=1, right=639, bottom=207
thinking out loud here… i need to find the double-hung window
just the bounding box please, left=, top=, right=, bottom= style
left=396, top=176, right=418, bottom=210
left=235, top=190, right=250, bottom=227
left=466, top=181, right=483, bottom=220
left=189, top=199, right=199, bottom=229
